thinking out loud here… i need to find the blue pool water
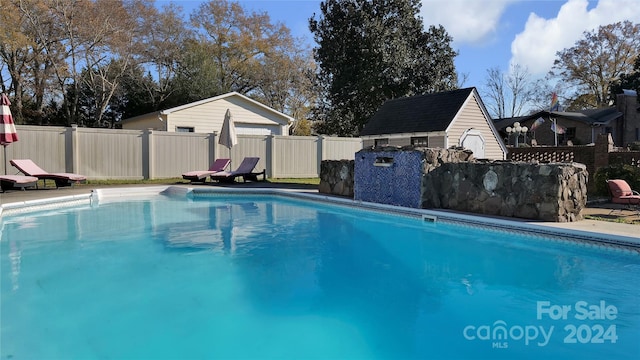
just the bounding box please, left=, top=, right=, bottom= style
left=1, top=194, right=639, bottom=359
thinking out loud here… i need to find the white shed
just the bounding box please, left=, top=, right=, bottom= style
left=360, top=87, right=507, bottom=160
left=122, top=92, right=293, bottom=135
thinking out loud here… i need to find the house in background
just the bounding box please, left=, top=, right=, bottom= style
left=122, top=92, right=294, bottom=136
left=360, top=87, right=507, bottom=160
left=495, top=107, right=623, bottom=147
left=495, top=90, right=638, bottom=147
left=616, top=89, right=640, bottom=147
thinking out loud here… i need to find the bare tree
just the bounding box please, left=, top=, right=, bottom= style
left=252, top=47, right=317, bottom=123
left=137, top=1, right=191, bottom=108
left=483, top=67, right=506, bottom=119
left=0, top=0, right=58, bottom=124
left=13, top=0, right=156, bottom=126
left=506, top=64, right=533, bottom=116
left=482, top=64, right=533, bottom=119
left=17, top=0, right=102, bottom=125
left=457, top=71, right=470, bottom=88
left=80, top=0, right=146, bottom=127
left=528, top=77, right=564, bottom=112
left=0, top=0, right=30, bottom=123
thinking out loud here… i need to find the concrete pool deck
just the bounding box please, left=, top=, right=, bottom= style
left=1, top=182, right=638, bottom=244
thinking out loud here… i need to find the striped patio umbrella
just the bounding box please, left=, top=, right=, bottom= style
left=1, top=93, right=18, bottom=174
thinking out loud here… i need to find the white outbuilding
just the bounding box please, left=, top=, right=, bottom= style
left=360, top=87, right=507, bottom=160
left=122, top=92, right=293, bottom=136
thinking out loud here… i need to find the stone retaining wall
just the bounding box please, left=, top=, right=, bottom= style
left=422, top=161, right=588, bottom=222
left=319, top=159, right=354, bottom=197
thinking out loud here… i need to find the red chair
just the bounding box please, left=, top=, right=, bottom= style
left=606, top=179, right=640, bottom=206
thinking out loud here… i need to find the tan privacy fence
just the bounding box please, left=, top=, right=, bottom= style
left=1, top=125, right=363, bottom=180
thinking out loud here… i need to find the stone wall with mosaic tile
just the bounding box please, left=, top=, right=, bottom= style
left=352, top=147, right=474, bottom=208
left=321, top=146, right=588, bottom=222
left=354, top=149, right=424, bottom=208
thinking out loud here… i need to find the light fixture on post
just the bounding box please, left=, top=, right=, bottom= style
left=505, top=122, right=528, bottom=147
left=521, top=125, right=528, bottom=145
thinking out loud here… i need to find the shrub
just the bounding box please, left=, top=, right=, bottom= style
left=593, top=164, right=640, bottom=196
left=628, top=141, right=640, bottom=151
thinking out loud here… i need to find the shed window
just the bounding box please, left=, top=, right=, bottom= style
left=411, top=137, right=428, bottom=146
left=176, top=127, right=194, bottom=133
left=374, top=138, right=389, bottom=147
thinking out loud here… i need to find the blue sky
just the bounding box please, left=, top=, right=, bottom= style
left=171, top=0, right=640, bottom=90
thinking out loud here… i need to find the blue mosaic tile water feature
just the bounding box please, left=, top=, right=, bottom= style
left=354, top=149, right=424, bottom=208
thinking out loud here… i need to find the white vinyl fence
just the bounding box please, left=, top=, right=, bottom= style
left=1, top=125, right=363, bottom=180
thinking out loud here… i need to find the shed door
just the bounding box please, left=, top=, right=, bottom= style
left=460, top=129, right=485, bottom=158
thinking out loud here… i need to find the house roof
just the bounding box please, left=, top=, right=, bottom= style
left=122, top=91, right=295, bottom=124
left=360, top=87, right=475, bottom=136
left=560, top=108, right=623, bottom=125
left=493, top=116, right=530, bottom=131
left=494, top=107, right=623, bottom=130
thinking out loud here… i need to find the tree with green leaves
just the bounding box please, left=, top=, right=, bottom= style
left=135, top=1, right=192, bottom=111
left=609, top=56, right=640, bottom=103
left=106, top=64, right=158, bottom=124
left=551, top=21, right=640, bottom=109
left=309, top=0, right=457, bottom=136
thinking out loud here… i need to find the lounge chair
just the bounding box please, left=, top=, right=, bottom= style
left=10, top=159, right=87, bottom=188
left=0, top=175, right=38, bottom=192
left=210, top=157, right=266, bottom=183
left=606, top=179, right=640, bottom=206
left=181, top=158, right=230, bottom=183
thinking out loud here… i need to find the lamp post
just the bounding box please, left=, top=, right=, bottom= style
left=505, top=122, right=528, bottom=147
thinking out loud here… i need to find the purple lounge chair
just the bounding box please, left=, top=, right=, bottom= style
left=210, top=157, right=266, bottom=183
left=0, top=175, right=38, bottom=192
left=181, top=158, right=230, bottom=183
left=10, top=159, right=86, bottom=188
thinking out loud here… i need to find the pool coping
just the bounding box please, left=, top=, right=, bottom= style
left=0, top=193, right=94, bottom=216
left=2, top=185, right=639, bottom=252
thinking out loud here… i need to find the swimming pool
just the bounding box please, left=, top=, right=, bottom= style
left=1, top=188, right=639, bottom=359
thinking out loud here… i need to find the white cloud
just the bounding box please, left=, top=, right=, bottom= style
left=420, top=0, right=514, bottom=44
left=510, top=0, right=640, bottom=76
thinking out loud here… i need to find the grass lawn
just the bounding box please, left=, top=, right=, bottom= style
left=584, top=214, right=639, bottom=225
left=81, top=177, right=320, bottom=186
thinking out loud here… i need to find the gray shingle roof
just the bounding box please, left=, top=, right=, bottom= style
left=360, top=87, right=475, bottom=136
left=494, top=107, right=623, bottom=130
